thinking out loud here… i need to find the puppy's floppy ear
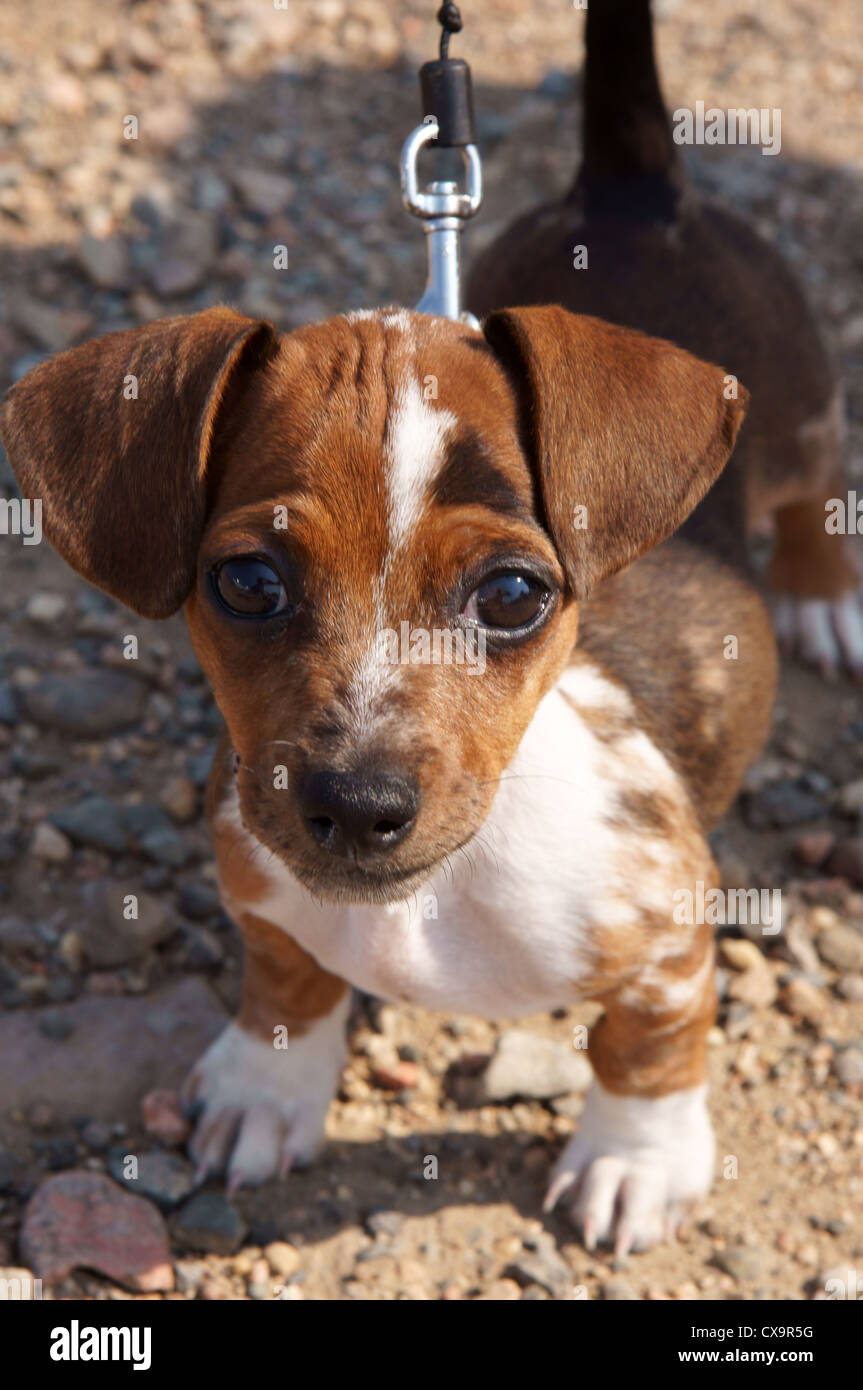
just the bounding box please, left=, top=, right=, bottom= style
left=0, top=307, right=277, bottom=618
left=483, top=305, right=748, bottom=598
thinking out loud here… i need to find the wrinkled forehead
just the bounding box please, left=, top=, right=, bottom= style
left=208, top=308, right=539, bottom=558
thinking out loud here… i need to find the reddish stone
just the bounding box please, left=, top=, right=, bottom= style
left=20, top=1171, right=173, bottom=1292
left=141, top=1089, right=190, bottom=1148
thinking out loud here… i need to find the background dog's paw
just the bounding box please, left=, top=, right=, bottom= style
left=181, top=1005, right=348, bottom=1191
left=773, top=591, right=863, bottom=678
left=543, top=1082, right=714, bottom=1256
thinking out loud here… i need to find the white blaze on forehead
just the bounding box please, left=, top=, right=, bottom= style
left=384, top=373, right=456, bottom=554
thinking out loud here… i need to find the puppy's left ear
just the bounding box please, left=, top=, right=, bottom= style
left=484, top=305, right=748, bottom=598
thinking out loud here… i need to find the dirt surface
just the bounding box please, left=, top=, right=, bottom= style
left=0, top=0, right=862, bottom=1302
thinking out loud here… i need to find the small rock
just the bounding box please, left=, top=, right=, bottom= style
left=172, top=1191, right=247, bottom=1255
left=0, top=681, right=18, bottom=724
left=37, top=1012, right=76, bottom=1042
left=30, top=823, right=73, bottom=864
left=174, top=1258, right=205, bottom=1294
left=81, top=1121, right=112, bottom=1151
left=818, top=925, right=863, bottom=973
left=744, top=780, right=826, bottom=829
left=836, top=974, right=863, bottom=1001
left=22, top=671, right=147, bottom=735
left=264, top=1241, right=301, bottom=1279
left=726, top=966, right=777, bottom=1009
left=177, top=881, right=221, bottom=920
left=78, top=233, right=129, bottom=289
left=837, top=779, right=863, bottom=815
left=834, top=1046, right=863, bottom=1088
left=107, top=1148, right=196, bottom=1211
left=371, top=1060, right=418, bottom=1091
left=232, top=168, right=296, bottom=217
left=20, top=1170, right=173, bottom=1291
left=780, top=977, right=829, bottom=1026
left=602, top=1280, right=639, bottom=1300
left=25, top=592, right=67, bottom=625
left=826, top=839, right=863, bottom=885
left=476, top=1029, right=593, bottom=1103
left=78, top=881, right=173, bottom=968
left=365, top=1209, right=403, bottom=1240
left=49, top=796, right=127, bottom=854
left=0, top=916, right=39, bottom=951
left=474, top=1278, right=522, bottom=1300
left=159, top=775, right=198, bottom=824
left=141, top=1089, right=190, bottom=1148
left=715, top=1245, right=766, bottom=1281
left=794, top=831, right=836, bottom=867
left=505, top=1242, right=573, bottom=1298
left=720, top=939, right=766, bottom=971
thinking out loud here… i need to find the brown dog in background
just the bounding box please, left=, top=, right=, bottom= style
left=467, top=0, right=862, bottom=676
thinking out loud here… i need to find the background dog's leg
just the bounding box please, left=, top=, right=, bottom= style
left=183, top=913, right=350, bottom=1190
left=546, top=923, right=717, bottom=1256
left=769, top=478, right=863, bottom=677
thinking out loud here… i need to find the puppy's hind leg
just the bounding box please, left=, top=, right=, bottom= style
left=761, top=392, right=863, bottom=676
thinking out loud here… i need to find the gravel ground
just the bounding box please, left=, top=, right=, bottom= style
left=0, top=0, right=862, bottom=1302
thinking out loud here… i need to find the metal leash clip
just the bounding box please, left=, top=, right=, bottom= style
left=400, top=4, right=482, bottom=328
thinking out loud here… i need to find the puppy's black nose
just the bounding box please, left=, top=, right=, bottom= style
left=300, top=769, right=419, bottom=857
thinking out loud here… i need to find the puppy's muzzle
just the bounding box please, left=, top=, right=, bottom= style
left=300, top=768, right=420, bottom=859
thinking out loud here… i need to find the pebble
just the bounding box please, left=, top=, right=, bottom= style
left=720, top=939, right=766, bottom=971
left=474, top=1278, right=522, bottom=1300
left=837, top=779, right=863, bottom=815
left=22, top=671, right=147, bottom=735
left=77, top=232, right=129, bottom=289
left=159, top=775, right=198, bottom=824
left=20, top=1170, right=173, bottom=1291
left=78, top=881, right=173, bottom=967
left=505, top=1238, right=573, bottom=1298
left=107, top=1148, right=197, bottom=1211
left=172, top=1191, right=247, bottom=1255
left=264, top=1241, right=302, bottom=1279
left=177, top=880, right=221, bottom=920
left=49, top=795, right=127, bottom=854
left=794, top=831, right=836, bottom=866
left=475, top=1029, right=593, bottom=1103
left=780, top=977, right=829, bottom=1026
left=817, top=925, right=863, bottom=973
left=826, top=839, right=863, bottom=885
left=834, top=1046, right=863, bottom=1088
left=30, top=822, right=73, bottom=864
left=744, top=780, right=826, bottom=828
left=25, top=592, right=68, bottom=625
left=715, top=1245, right=767, bottom=1281
left=726, top=966, right=777, bottom=1009
left=173, top=1258, right=206, bottom=1295
left=602, top=1280, right=639, bottom=1300
left=37, top=1011, right=76, bottom=1042
left=371, top=1060, right=419, bottom=1091
left=836, top=973, right=863, bottom=1001
left=140, top=1089, right=190, bottom=1148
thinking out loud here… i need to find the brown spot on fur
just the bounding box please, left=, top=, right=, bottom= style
left=236, top=911, right=348, bottom=1040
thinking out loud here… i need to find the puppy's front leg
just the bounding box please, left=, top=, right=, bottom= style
left=183, top=914, right=350, bottom=1190
left=546, top=923, right=716, bottom=1256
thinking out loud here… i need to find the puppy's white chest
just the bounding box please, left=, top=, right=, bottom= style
left=223, top=664, right=692, bottom=1017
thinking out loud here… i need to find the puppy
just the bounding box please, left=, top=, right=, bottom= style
left=2, top=302, right=777, bottom=1253
left=467, top=0, right=863, bottom=675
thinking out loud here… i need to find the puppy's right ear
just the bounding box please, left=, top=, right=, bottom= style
left=0, top=307, right=277, bottom=617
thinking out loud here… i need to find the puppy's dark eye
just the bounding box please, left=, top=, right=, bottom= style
left=463, top=572, right=550, bottom=630
left=212, top=557, right=290, bottom=617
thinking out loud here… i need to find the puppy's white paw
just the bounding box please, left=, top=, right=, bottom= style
left=182, top=1000, right=349, bottom=1191
left=544, top=1082, right=714, bottom=1256
left=773, top=591, right=863, bottom=678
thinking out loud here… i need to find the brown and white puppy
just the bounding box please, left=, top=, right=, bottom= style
left=467, top=0, right=863, bottom=675
left=1, top=303, right=777, bottom=1253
